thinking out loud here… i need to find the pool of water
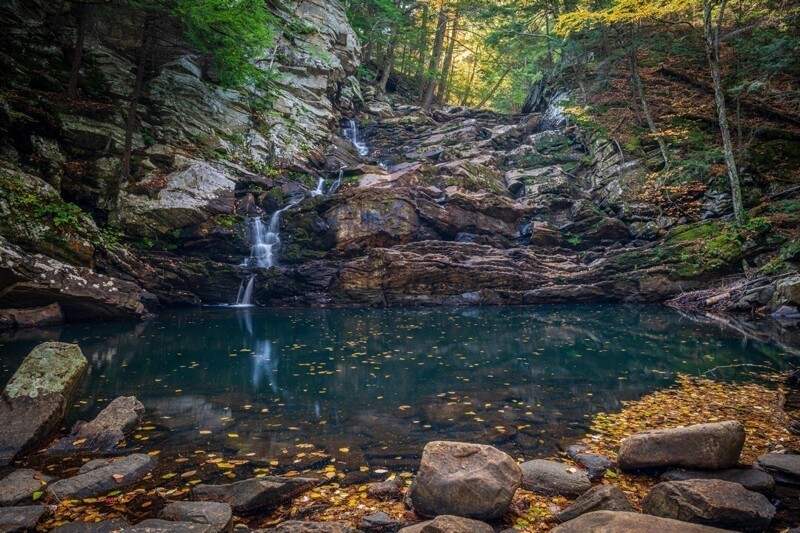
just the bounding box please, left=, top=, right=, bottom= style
left=0, top=304, right=796, bottom=473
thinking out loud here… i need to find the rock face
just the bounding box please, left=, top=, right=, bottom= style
left=556, top=485, right=634, bottom=523
left=642, top=479, right=775, bottom=532
left=552, top=511, right=732, bottom=532
left=0, top=469, right=53, bottom=506
left=192, top=477, right=317, bottom=514
left=0, top=342, right=88, bottom=464
left=617, top=421, right=745, bottom=471
left=0, top=303, right=64, bottom=329
left=47, top=396, right=145, bottom=455
left=407, top=441, right=521, bottom=520
left=161, top=502, right=232, bottom=533
left=519, top=459, right=592, bottom=497
left=47, top=454, right=156, bottom=499
left=660, top=468, right=775, bottom=493
left=399, top=515, right=494, bottom=533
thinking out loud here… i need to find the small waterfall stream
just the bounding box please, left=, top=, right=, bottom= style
left=311, top=177, right=325, bottom=196
left=234, top=275, right=256, bottom=307
left=343, top=119, right=369, bottom=156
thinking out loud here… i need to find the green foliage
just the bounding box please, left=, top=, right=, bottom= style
left=35, top=202, right=83, bottom=229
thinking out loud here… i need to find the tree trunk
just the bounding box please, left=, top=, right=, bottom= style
left=629, top=46, right=669, bottom=168
left=416, top=3, right=430, bottom=95
left=122, top=12, right=154, bottom=182
left=436, top=11, right=459, bottom=104
left=421, top=8, right=447, bottom=110
left=703, top=0, right=745, bottom=223
left=460, top=49, right=479, bottom=106
left=476, top=66, right=512, bottom=110
left=67, top=3, right=87, bottom=98
left=378, top=23, right=398, bottom=92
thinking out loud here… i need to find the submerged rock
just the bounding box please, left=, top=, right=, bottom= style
left=642, top=479, right=775, bottom=532
left=660, top=467, right=775, bottom=493
left=47, top=396, right=145, bottom=455
left=556, top=484, right=634, bottom=523
left=398, top=515, right=494, bottom=533
left=192, top=476, right=317, bottom=514
left=0, top=505, right=48, bottom=532
left=520, top=459, right=591, bottom=497
left=161, top=501, right=232, bottom=532
left=0, top=469, right=53, bottom=506
left=0, top=342, right=88, bottom=464
left=47, top=454, right=156, bottom=499
left=552, top=510, right=731, bottom=532
left=0, top=303, right=64, bottom=329
left=407, top=441, right=521, bottom=520
left=617, top=421, right=745, bottom=471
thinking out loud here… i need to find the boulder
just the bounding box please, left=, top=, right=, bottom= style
left=367, top=479, right=404, bottom=501
left=192, top=476, right=317, bottom=514
left=642, top=479, right=775, bottom=532
left=399, top=515, right=494, bottom=533
left=262, top=522, right=358, bottom=532
left=552, top=511, right=732, bottom=532
left=756, top=453, right=800, bottom=485
left=359, top=511, right=405, bottom=532
left=162, top=501, right=232, bottom=532
left=0, top=505, right=47, bottom=532
left=556, top=485, right=634, bottom=523
left=0, top=303, right=64, bottom=329
left=520, top=459, right=591, bottom=497
left=407, top=441, right=521, bottom=520
left=51, top=519, right=130, bottom=532
left=0, top=342, right=88, bottom=464
left=565, top=446, right=613, bottom=481
left=617, top=421, right=745, bottom=471
left=660, top=468, right=775, bottom=493
left=0, top=469, right=53, bottom=506
left=47, top=396, right=145, bottom=455
left=47, top=454, right=156, bottom=499
left=124, top=519, right=214, bottom=532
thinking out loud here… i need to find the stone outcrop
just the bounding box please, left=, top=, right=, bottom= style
left=47, top=454, right=157, bottom=499
left=47, top=396, right=145, bottom=455
left=0, top=342, right=88, bottom=464
left=617, top=421, right=745, bottom=471
left=192, top=477, right=318, bottom=514
left=0, top=303, right=64, bottom=329
left=407, top=441, right=521, bottom=520
left=642, top=479, right=775, bottom=532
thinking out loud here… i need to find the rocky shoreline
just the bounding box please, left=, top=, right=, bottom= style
left=1, top=342, right=799, bottom=531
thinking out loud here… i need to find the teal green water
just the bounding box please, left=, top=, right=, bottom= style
left=0, top=305, right=795, bottom=471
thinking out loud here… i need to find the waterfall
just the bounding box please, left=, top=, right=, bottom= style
left=343, top=119, right=369, bottom=156
left=234, top=275, right=256, bottom=306
left=243, top=197, right=301, bottom=269
left=311, top=177, right=325, bottom=196
left=327, top=169, right=343, bottom=197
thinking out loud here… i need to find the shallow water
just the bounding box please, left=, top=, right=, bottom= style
left=0, top=304, right=796, bottom=472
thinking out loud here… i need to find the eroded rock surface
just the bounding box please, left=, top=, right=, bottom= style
left=47, top=396, right=145, bottom=455
left=192, top=477, right=317, bottom=514
left=47, top=454, right=156, bottom=499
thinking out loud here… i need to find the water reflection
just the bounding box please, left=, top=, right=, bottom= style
left=0, top=305, right=797, bottom=468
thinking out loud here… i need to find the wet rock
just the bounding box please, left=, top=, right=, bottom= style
left=192, top=476, right=317, bottom=514
left=0, top=303, right=64, bottom=329
left=399, top=515, right=494, bottom=533
left=0, top=505, right=47, bottom=532
left=47, top=454, right=156, bottom=499
left=756, top=453, right=800, bottom=485
left=51, top=519, right=129, bottom=532
left=0, top=342, right=88, bottom=464
left=407, top=441, right=521, bottom=520
left=367, top=479, right=403, bottom=501
left=556, top=485, right=634, bottom=523
left=660, top=468, right=775, bottom=493
left=0, top=469, right=53, bottom=506
left=617, top=421, right=745, bottom=471
left=642, top=479, right=775, bottom=532
left=565, top=446, right=613, bottom=481
left=360, top=511, right=404, bottom=532
left=125, top=519, right=214, bottom=532
left=47, top=396, right=145, bottom=455
left=162, top=501, right=232, bottom=532
left=520, top=459, right=592, bottom=497
left=552, top=511, right=731, bottom=532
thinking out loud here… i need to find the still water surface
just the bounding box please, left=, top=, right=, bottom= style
left=0, top=304, right=796, bottom=472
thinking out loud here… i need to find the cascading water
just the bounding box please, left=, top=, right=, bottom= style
left=327, top=169, right=343, bottom=197
left=311, top=177, right=325, bottom=196
left=234, top=274, right=256, bottom=306
left=243, top=197, right=301, bottom=269
left=343, top=119, right=369, bottom=156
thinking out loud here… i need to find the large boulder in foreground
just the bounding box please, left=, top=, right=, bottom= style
left=407, top=441, right=521, bottom=520
left=47, top=396, right=145, bottom=455
left=399, top=515, right=494, bottom=533
left=556, top=484, right=634, bottom=523
left=192, top=477, right=317, bottom=514
left=520, top=459, right=591, bottom=497
left=0, top=469, right=53, bottom=506
left=642, top=479, right=775, bottom=532
left=617, top=421, right=744, bottom=471
left=47, top=454, right=156, bottom=499
left=552, top=511, right=732, bottom=532
left=0, top=342, right=88, bottom=464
